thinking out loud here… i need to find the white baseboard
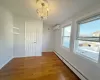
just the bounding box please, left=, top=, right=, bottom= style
left=0, top=57, right=13, bottom=69
left=53, top=50, right=88, bottom=80
left=14, top=55, right=42, bottom=58
left=14, top=56, right=26, bottom=58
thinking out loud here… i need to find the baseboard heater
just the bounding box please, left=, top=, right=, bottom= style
left=53, top=50, right=88, bottom=80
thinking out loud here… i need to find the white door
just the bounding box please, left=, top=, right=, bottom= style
left=25, top=22, right=37, bottom=56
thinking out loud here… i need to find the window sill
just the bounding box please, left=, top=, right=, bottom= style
left=75, top=50, right=99, bottom=63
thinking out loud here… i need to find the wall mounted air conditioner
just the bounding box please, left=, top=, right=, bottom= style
left=53, top=25, right=60, bottom=30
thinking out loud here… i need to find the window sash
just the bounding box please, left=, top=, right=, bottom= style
left=62, top=36, right=70, bottom=48
left=76, top=14, right=100, bottom=42
left=62, top=36, right=70, bottom=37
left=77, top=37, right=100, bottom=42
left=77, top=14, right=100, bottom=24
left=62, top=25, right=71, bottom=37
left=62, top=25, right=71, bottom=48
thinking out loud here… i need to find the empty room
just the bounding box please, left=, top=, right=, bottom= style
left=0, top=0, right=100, bottom=80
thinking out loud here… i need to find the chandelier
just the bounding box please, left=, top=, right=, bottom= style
left=36, top=0, right=49, bottom=20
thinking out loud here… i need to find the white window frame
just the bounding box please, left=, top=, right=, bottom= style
left=61, top=25, right=72, bottom=49
left=75, top=14, right=100, bottom=62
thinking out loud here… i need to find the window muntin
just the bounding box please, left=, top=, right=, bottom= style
left=62, top=25, right=71, bottom=48
left=76, top=16, right=100, bottom=62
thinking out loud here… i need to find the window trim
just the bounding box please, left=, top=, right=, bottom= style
left=77, top=14, right=100, bottom=24
left=75, top=14, right=100, bottom=63
left=61, top=24, right=72, bottom=49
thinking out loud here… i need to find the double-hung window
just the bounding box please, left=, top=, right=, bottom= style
left=62, top=25, right=71, bottom=48
left=75, top=15, right=100, bottom=62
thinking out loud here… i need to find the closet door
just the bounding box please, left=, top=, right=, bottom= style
left=25, top=22, right=37, bottom=56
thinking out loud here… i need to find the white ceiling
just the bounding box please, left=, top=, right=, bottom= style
left=0, top=0, right=100, bottom=26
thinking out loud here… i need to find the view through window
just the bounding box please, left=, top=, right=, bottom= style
left=62, top=25, right=71, bottom=48
left=76, top=16, right=100, bottom=62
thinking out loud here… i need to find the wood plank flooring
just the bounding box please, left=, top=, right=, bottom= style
left=0, top=52, right=80, bottom=80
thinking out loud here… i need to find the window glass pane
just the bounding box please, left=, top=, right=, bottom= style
left=76, top=40, right=100, bottom=61
left=63, top=37, right=70, bottom=48
left=79, top=19, right=100, bottom=37
left=64, top=26, right=71, bottom=36
left=76, top=17, right=100, bottom=62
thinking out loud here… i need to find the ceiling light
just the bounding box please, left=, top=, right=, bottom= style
left=36, top=0, right=49, bottom=20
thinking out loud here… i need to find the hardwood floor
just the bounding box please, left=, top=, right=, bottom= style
left=0, top=52, right=80, bottom=80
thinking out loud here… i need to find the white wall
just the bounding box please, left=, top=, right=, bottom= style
left=13, top=16, right=43, bottom=57
left=54, top=4, right=100, bottom=80
left=13, top=17, right=53, bottom=57
left=42, top=24, right=54, bottom=52
left=0, top=6, right=13, bottom=69
left=13, top=17, right=25, bottom=57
